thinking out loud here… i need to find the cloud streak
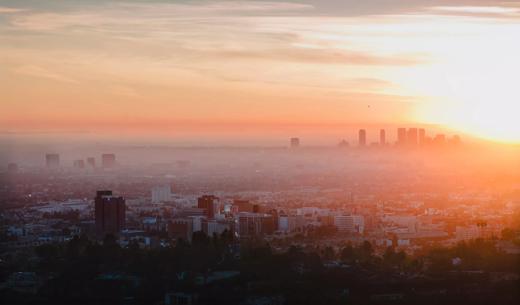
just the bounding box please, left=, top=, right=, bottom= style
left=13, top=65, right=78, bottom=83
left=0, top=7, right=25, bottom=14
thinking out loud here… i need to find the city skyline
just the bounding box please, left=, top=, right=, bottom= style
left=1, top=0, right=519, bottom=143
left=1, top=2, right=520, bottom=305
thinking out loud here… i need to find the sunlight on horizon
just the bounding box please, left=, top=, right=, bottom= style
left=1, top=1, right=519, bottom=143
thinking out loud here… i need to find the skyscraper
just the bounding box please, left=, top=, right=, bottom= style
left=407, top=128, right=418, bottom=145
left=290, top=137, right=300, bottom=148
left=358, top=129, right=366, bottom=147
left=87, top=157, right=96, bottom=168
left=95, top=190, right=126, bottom=238
left=397, top=128, right=407, bottom=146
left=418, top=128, right=426, bottom=145
left=197, top=195, right=220, bottom=219
left=73, top=160, right=85, bottom=169
left=102, top=153, right=116, bottom=168
left=379, top=129, right=386, bottom=145
left=152, top=185, right=172, bottom=203
left=45, top=153, right=60, bottom=168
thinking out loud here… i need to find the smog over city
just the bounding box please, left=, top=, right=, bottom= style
left=1, top=1, right=519, bottom=305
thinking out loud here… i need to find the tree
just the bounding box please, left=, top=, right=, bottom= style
left=340, top=243, right=354, bottom=263
left=322, top=246, right=335, bottom=260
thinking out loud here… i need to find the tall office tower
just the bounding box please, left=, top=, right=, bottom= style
left=238, top=212, right=274, bottom=237
left=45, top=153, right=60, bottom=168
left=168, top=218, right=194, bottom=242
left=397, top=128, right=407, bottom=145
left=197, top=195, right=220, bottom=219
left=379, top=129, right=386, bottom=145
left=407, top=128, right=418, bottom=145
left=358, top=129, right=367, bottom=146
left=152, top=185, right=172, bottom=203
left=290, top=137, right=300, bottom=148
left=87, top=157, right=96, bottom=168
left=95, top=190, right=126, bottom=238
left=101, top=153, right=116, bottom=168
left=73, top=159, right=85, bottom=169
left=418, top=128, right=426, bottom=145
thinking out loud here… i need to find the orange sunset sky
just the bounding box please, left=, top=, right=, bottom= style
left=1, top=0, right=519, bottom=143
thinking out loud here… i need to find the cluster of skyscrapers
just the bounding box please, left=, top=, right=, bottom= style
left=289, top=127, right=460, bottom=149
left=44, top=153, right=117, bottom=169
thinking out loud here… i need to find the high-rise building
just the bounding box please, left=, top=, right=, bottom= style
left=101, top=153, right=116, bottom=168
left=334, top=215, right=364, bottom=233
left=358, top=129, right=366, bottom=147
left=168, top=218, right=193, bottom=242
left=87, top=157, right=96, bottom=168
left=379, top=129, right=386, bottom=145
left=237, top=212, right=275, bottom=237
left=45, top=153, right=60, bottom=168
left=152, top=185, right=172, bottom=203
left=95, top=190, right=125, bottom=238
left=197, top=195, right=220, bottom=219
left=234, top=199, right=253, bottom=212
left=290, top=137, right=300, bottom=148
left=418, top=128, right=426, bottom=145
left=73, top=159, right=85, bottom=169
left=397, top=128, right=407, bottom=145
left=407, top=128, right=418, bottom=145
left=201, top=219, right=234, bottom=237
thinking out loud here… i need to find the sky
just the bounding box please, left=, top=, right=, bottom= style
left=1, top=0, right=520, bottom=144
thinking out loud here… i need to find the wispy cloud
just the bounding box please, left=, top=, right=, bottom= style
left=13, top=65, right=78, bottom=83
left=0, top=6, right=26, bottom=13
left=427, top=4, right=520, bottom=19
left=432, top=6, right=520, bottom=15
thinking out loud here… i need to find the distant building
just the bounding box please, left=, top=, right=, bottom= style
left=86, top=157, right=96, bottom=168
left=95, top=190, right=125, bottom=238
left=73, top=159, right=85, bottom=169
left=418, top=128, right=426, bottom=145
left=202, top=219, right=234, bottom=237
left=197, top=195, right=220, bottom=219
left=278, top=214, right=304, bottom=233
left=379, top=129, right=386, bottom=145
left=151, top=185, right=172, bottom=203
left=168, top=218, right=193, bottom=242
left=101, top=153, right=116, bottom=168
left=234, top=199, right=253, bottom=212
left=433, top=134, right=446, bottom=145
left=456, top=225, right=480, bottom=241
left=290, top=137, right=300, bottom=148
left=334, top=215, right=364, bottom=233
left=7, top=163, right=18, bottom=173
left=238, top=212, right=275, bottom=237
left=397, top=128, right=407, bottom=145
left=407, top=128, right=418, bottom=145
left=338, top=139, right=349, bottom=148
left=358, top=129, right=367, bottom=147
left=45, top=154, right=60, bottom=168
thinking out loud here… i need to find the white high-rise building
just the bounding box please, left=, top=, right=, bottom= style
left=151, top=185, right=172, bottom=203
left=334, top=215, right=364, bottom=233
